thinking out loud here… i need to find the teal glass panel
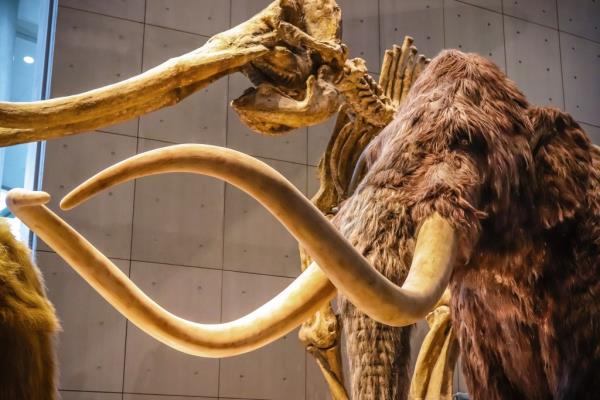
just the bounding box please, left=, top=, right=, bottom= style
left=0, top=0, right=56, bottom=243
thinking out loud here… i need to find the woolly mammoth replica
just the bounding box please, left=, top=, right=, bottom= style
left=0, top=219, right=59, bottom=399
left=1, top=1, right=599, bottom=399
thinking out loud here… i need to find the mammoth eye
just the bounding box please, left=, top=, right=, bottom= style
left=451, top=130, right=486, bottom=153
left=451, top=130, right=472, bottom=149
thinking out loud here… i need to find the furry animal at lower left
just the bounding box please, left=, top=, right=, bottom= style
left=0, top=218, right=59, bottom=400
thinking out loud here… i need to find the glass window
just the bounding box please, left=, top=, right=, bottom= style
left=0, top=0, right=56, bottom=244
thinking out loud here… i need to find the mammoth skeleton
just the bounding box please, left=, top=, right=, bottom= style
left=2, top=1, right=438, bottom=398
left=2, top=1, right=599, bottom=399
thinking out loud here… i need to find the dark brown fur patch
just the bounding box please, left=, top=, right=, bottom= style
left=0, top=219, right=59, bottom=400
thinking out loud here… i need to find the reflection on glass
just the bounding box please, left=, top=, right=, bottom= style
left=0, top=0, right=55, bottom=243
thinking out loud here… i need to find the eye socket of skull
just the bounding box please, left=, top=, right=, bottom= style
left=231, top=72, right=342, bottom=135
left=247, top=46, right=313, bottom=89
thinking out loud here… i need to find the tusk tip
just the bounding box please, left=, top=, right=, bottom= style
left=60, top=190, right=82, bottom=210
left=61, top=181, right=104, bottom=210
left=6, top=189, right=51, bottom=211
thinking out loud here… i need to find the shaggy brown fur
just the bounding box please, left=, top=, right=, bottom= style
left=336, top=196, right=414, bottom=399
left=335, top=49, right=599, bottom=399
left=0, top=219, right=59, bottom=400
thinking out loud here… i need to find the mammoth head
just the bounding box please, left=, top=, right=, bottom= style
left=0, top=0, right=345, bottom=146
left=338, top=50, right=594, bottom=277
left=229, top=0, right=346, bottom=134
left=339, top=50, right=534, bottom=260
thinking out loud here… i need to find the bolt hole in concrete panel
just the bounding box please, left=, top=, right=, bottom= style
left=379, top=0, right=445, bottom=60
left=560, top=32, right=600, bottom=126
left=337, top=0, right=381, bottom=72
left=504, top=16, right=563, bottom=107
left=557, top=0, right=600, bottom=42
left=457, top=0, right=502, bottom=12
left=444, top=0, right=505, bottom=70
left=504, top=0, right=558, bottom=28
left=145, top=0, right=229, bottom=36
left=220, top=271, right=305, bottom=400
left=52, top=8, right=143, bottom=137
left=139, top=26, right=227, bottom=146
left=124, top=261, right=221, bottom=396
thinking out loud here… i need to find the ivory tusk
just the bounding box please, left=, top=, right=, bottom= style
left=60, top=144, right=457, bottom=327
left=0, top=0, right=298, bottom=147
left=0, top=46, right=267, bottom=147
left=7, top=188, right=336, bottom=357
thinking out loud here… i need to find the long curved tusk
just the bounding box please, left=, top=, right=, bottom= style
left=7, top=188, right=336, bottom=357
left=60, top=144, right=457, bottom=327
left=0, top=0, right=298, bottom=148
left=0, top=46, right=267, bottom=147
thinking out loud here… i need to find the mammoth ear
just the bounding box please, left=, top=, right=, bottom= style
left=528, top=106, right=592, bottom=229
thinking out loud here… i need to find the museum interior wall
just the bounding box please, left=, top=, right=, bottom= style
left=36, top=0, right=600, bottom=399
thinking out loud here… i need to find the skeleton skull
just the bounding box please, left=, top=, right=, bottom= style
left=0, top=0, right=346, bottom=146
